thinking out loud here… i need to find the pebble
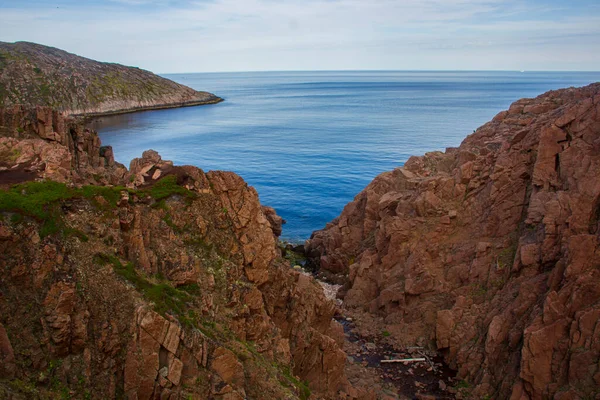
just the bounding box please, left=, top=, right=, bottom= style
left=328, top=297, right=457, bottom=399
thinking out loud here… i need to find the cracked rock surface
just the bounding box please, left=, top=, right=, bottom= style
left=307, top=83, right=600, bottom=399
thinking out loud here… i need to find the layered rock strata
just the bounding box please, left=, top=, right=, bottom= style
left=307, top=83, right=600, bottom=399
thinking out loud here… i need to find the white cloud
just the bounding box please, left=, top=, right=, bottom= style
left=0, top=0, right=599, bottom=72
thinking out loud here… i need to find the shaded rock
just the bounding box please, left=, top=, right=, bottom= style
left=0, top=323, right=15, bottom=377
left=0, top=109, right=357, bottom=399
left=262, top=205, right=285, bottom=237
left=306, top=83, right=600, bottom=399
left=210, top=347, right=245, bottom=387
left=0, top=105, right=126, bottom=185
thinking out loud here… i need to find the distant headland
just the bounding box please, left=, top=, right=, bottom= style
left=0, top=41, right=222, bottom=117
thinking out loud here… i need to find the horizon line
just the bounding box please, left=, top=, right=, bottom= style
left=159, top=69, right=600, bottom=75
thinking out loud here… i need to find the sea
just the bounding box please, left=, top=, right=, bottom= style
left=91, top=71, right=600, bottom=241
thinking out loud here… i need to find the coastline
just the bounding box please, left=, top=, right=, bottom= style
left=72, top=96, right=224, bottom=119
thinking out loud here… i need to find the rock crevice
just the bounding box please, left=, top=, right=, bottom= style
left=0, top=107, right=363, bottom=399
left=307, top=83, right=600, bottom=399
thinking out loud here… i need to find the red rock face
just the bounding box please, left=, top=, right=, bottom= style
left=0, top=105, right=127, bottom=185
left=0, top=108, right=356, bottom=399
left=306, top=83, right=600, bottom=399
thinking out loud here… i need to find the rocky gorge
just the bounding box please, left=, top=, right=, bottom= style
left=307, top=83, right=600, bottom=399
left=0, top=105, right=367, bottom=399
left=0, top=41, right=599, bottom=399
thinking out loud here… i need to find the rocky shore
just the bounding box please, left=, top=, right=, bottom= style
left=1, top=57, right=599, bottom=399
left=0, top=106, right=365, bottom=399
left=307, top=82, right=600, bottom=399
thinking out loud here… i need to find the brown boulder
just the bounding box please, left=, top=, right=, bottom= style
left=210, top=347, right=245, bottom=387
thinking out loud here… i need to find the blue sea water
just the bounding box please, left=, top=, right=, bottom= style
left=92, top=71, right=600, bottom=241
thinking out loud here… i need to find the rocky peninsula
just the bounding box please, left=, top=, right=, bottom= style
left=0, top=42, right=222, bottom=117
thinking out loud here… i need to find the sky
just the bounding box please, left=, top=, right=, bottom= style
left=1, top=0, right=599, bottom=73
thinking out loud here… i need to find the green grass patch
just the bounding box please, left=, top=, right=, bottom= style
left=151, top=199, right=168, bottom=210
left=456, top=380, right=470, bottom=389
left=5, top=378, right=38, bottom=396
left=0, top=181, right=75, bottom=238
left=280, top=242, right=306, bottom=267
left=279, top=365, right=311, bottom=400
left=0, top=177, right=196, bottom=234
left=80, top=185, right=126, bottom=207
left=93, top=253, right=198, bottom=317
left=0, top=181, right=74, bottom=219
left=0, top=181, right=129, bottom=237
left=163, top=212, right=184, bottom=233
left=178, top=283, right=201, bottom=295
left=148, top=175, right=194, bottom=201
left=470, top=283, right=488, bottom=298
left=496, top=233, right=518, bottom=271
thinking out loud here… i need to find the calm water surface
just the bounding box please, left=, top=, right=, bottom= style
left=92, top=71, right=600, bottom=240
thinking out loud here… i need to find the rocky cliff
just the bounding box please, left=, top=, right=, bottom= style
left=307, top=83, right=600, bottom=399
left=0, top=106, right=363, bottom=399
left=0, top=42, right=222, bottom=116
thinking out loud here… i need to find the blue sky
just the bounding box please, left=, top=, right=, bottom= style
left=1, top=0, right=599, bottom=73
